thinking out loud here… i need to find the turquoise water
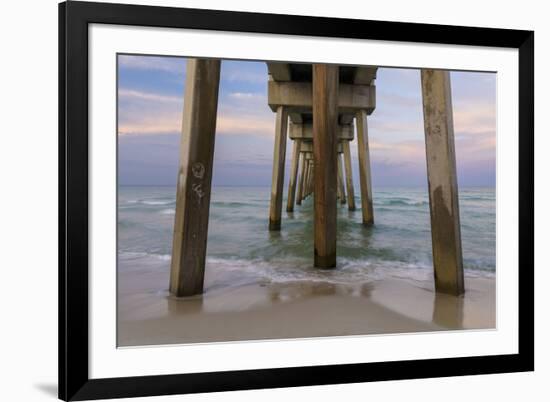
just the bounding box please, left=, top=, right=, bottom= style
left=118, top=186, right=495, bottom=286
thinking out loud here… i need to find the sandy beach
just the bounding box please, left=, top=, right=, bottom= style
left=118, top=262, right=495, bottom=347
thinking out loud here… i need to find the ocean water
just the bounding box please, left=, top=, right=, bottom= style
left=118, top=186, right=496, bottom=289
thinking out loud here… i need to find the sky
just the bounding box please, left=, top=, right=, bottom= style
left=117, top=54, right=496, bottom=188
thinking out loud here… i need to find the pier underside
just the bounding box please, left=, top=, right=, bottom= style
left=169, top=60, right=464, bottom=297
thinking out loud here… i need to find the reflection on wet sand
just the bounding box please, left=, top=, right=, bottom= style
left=432, top=292, right=464, bottom=328
left=166, top=293, right=204, bottom=315
left=267, top=281, right=374, bottom=302
left=117, top=272, right=494, bottom=347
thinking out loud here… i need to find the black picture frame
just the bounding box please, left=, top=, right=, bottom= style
left=59, top=1, right=534, bottom=400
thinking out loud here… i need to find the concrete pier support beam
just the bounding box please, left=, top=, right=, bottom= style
left=308, top=161, right=313, bottom=197
left=312, top=64, right=338, bottom=268
left=296, top=152, right=307, bottom=205
left=304, top=154, right=314, bottom=198
left=307, top=159, right=314, bottom=197
left=309, top=162, right=315, bottom=194
left=337, top=153, right=347, bottom=204
left=343, top=140, right=356, bottom=211
left=303, top=160, right=308, bottom=199
left=421, top=69, right=464, bottom=296
left=337, top=174, right=343, bottom=201
left=268, top=106, right=289, bottom=230
left=286, top=139, right=302, bottom=212
left=356, top=110, right=374, bottom=225
left=170, top=59, right=221, bottom=297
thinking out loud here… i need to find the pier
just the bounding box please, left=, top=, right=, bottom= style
left=169, top=59, right=464, bottom=297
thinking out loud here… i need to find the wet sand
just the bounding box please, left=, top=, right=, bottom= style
left=118, top=265, right=495, bottom=347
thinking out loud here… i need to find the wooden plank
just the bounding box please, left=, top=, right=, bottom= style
left=268, top=106, right=288, bottom=230
left=170, top=58, right=221, bottom=297
left=356, top=110, right=374, bottom=225
left=313, top=64, right=338, bottom=268
left=286, top=139, right=301, bottom=212
left=343, top=140, right=356, bottom=211
left=421, top=69, right=464, bottom=296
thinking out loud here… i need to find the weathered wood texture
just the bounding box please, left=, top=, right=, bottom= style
left=170, top=59, right=221, bottom=297
left=269, top=106, right=289, bottom=230
left=286, top=139, right=302, bottom=212
left=313, top=64, right=339, bottom=268
left=338, top=153, right=347, bottom=204
left=296, top=153, right=307, bottom=205
left=356, top=110, right=374, bottom=225
left=343, top=140, right=356, bottom=211
left=421, top=69, right=464, bottom=296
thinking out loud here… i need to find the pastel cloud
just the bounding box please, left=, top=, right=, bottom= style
left=117, top=87, right=183, bottom=135
left=118, top=54, right=186, bottom=75
left=454, top=100, right=495, bottom=133
left=216, top=114, right=274, bottom=137
left=118, top=112, right=274, bottom=137
left=118, top=88, right=182, bottom=104
left=118, top=85, right=275, bottom=137
left=117, top=57, right=496, bottom=187
left=365, top=68, right=496, bottom=178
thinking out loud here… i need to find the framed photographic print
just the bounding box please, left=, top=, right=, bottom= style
left=59, top=1, right=534, bottom=400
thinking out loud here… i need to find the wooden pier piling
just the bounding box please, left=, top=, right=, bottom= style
left=296, top=152, right=307, bottom=205
left=313, top=64, right=338, bottom=268
left=286, top=139, right=301, bottom=212
left=343, top=140, right=356, bottom=211
left=356, top=110, right=374, bottom=225
left=304, top=159, right=311, bottom=199
left=169, top=59, right=221, bottom=297
left=307, top=159, right=314, bottom=197
left=268, top=106, right=288, bottom=230
left=421, top=69, right=464, bottom=296
left=338, top=153, right=347, bottom=204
